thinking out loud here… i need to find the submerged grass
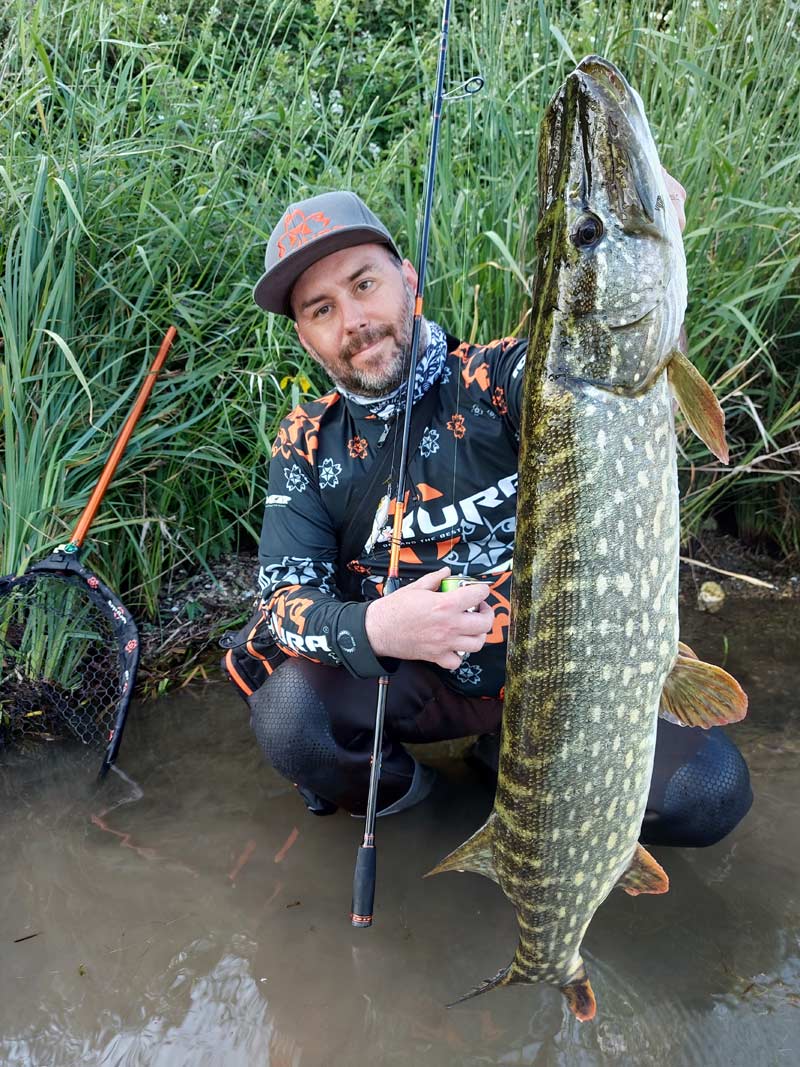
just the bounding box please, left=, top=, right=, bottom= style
left=0, top=0, right=798, bottom=624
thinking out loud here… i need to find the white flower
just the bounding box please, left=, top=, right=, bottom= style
left=319, top=457, right=342, bottom=488
left=419, top=427, right=440, bottom=458
left=284, top=464, right=309, bottom=493
left=329, top=88, right=344, bottom=118
left=453, top=662, right=483, bottom=685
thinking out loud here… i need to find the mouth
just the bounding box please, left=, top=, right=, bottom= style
left=349, top=337, right=386, bottom=362
left=576, top=56, right=633, bottom=105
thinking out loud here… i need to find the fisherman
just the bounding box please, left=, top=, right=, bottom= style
left=246, top=187, right=752, bottom=846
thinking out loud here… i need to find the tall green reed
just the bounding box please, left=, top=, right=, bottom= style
left=1, top=0, right=798, bottom=633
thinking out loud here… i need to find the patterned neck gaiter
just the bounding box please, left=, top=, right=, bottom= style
left=337, top=320, right=448, bottom=421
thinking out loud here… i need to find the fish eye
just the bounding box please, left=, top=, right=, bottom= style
left=571, top=214, right=604, bottom=249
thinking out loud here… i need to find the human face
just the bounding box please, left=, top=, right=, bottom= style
left=291, top=243, right=418, bottom=397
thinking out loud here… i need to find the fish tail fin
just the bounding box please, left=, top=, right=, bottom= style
left=560, top=963, right=597, bottom=1022
left=446, top=963, right=517, bottom=1007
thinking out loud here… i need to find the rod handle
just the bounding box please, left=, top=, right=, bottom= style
left=350, top=844, right=376, bottom=928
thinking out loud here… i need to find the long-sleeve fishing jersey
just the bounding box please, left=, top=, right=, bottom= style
left=257, top=328, right=528, bottom=698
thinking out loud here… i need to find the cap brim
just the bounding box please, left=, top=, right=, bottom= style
left=253, top=227, right=401, bottom=318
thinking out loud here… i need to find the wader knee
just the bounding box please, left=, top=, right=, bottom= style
left=643, top=729, right=753, bottom=848
left=248, top=659, right=340, bottom=807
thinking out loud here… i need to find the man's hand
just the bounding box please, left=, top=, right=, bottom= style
left=365, top=566, right=494, bottom=670
left=661, top=167, right=687, bottom=233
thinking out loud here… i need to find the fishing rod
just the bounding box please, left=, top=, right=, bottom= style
left=350, top=0, right=481, bottom=929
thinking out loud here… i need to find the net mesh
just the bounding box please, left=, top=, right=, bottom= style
left=0, top=573, right=123, bottom=747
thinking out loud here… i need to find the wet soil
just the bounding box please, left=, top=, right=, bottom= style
left=1, top=598, right=798, bottom=1066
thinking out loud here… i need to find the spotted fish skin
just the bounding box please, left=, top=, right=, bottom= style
left=497, top=377, right=679, bottom=992
left=431, top=57, right=720, bottom=1019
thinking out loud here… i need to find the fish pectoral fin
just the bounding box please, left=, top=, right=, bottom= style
left=424, top=814, right=498, bottom=883
left=659, top=652, right=748, bottom=728
left=667, top=349, right=729, bottom=464
left=617, top=843, right=669, bottom=896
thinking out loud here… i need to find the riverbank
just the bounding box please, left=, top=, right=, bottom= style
left=137, top=535, right=799, bottom=697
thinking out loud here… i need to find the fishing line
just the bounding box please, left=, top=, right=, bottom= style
left=448, top=74, right=481, bottom=518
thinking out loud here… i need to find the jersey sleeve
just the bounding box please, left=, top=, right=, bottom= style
left=257, top=443, right=393, bottom=680
left=487, top=337, right=528, bottom=432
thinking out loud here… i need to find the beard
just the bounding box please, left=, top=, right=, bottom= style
left=309, top=282, right=415, bottom=398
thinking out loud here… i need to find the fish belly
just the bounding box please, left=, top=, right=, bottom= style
left=495, top=373, right=679, bottom=985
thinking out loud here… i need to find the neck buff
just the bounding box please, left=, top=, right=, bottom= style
left=336, top=320, right=448, bottom=421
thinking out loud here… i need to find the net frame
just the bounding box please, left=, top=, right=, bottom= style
left=0, top=326, right=176, bottom=776
left=0, top=550, right=140, bottom=773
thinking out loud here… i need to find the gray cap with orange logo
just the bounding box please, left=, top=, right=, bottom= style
left=253, top=191, right=402, bottom=319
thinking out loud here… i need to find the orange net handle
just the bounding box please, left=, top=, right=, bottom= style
left=69, top=326, right=178, bottom=549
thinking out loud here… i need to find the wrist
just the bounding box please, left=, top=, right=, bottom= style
left=364, top=598, right=390, bottom=657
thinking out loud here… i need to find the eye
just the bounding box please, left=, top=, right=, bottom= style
left=314, top=304, right=332, bottom=318
left=357, top=278, right=374, bottom=292
left=571, top=214, right=604, bottom=249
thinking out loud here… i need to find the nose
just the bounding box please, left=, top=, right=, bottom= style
left=341, top=295, right=369, bottom=334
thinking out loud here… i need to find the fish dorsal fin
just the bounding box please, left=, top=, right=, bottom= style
left=667, top=349, right=729, bottom=464
left=425, top=814, right=498, bottom=883
left=617, top=843, right=669, bottom=896
left=660, top=649, right=748, bottom=728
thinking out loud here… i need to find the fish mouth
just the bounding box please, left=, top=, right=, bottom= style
left=575, top=56, right=635, bottom=106
left=549, top=55, right=663, bottom=229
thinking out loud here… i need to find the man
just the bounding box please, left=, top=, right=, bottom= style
left=247, top=189, right=752, bottom=846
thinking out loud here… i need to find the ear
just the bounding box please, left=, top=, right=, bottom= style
left=401, top=257, right=418, bottom=293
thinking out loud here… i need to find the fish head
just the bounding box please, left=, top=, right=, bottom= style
left=534, top=55, right=687, bottom=393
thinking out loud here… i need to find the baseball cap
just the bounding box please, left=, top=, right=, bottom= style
left=253, top=191, right=402, bottom=318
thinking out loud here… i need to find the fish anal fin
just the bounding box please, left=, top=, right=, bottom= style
left=667, top=349, right=729, bottom=464
left=425, top=815, right=498, bottom=883
left=617, top=843, right=669, bottom=896
left=560, top=968, right=597, bottom=1022
left=660, top=653, right=748, bottom=728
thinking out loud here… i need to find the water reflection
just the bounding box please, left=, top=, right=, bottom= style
left=0, top=602, right=798, bottom=1066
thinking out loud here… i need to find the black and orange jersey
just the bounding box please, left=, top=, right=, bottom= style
left=257, top=332, right=528, bottom=697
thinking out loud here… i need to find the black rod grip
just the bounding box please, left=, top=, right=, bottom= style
left=351, top=845, right=376, bottom=928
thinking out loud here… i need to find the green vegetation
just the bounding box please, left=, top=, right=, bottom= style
left=1, top=0, right=798, bottom=626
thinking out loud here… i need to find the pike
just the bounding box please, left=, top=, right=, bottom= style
left=426, top=56, right=747, bottom=1021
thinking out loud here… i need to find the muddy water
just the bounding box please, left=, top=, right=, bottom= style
left=1, top=600, right=798, bottom=1067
